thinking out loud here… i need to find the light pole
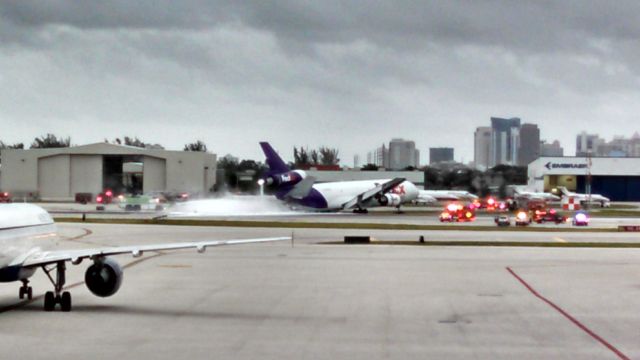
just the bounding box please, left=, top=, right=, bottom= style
left=586, top=150, right=592, bottom=210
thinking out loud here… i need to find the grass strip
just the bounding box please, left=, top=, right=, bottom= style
left=54, top=217, right=617, bottom=233
left=322, top=240, right=640, bottom=248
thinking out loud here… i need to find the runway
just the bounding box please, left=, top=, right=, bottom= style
left=1, top=223, right=639, bottom=359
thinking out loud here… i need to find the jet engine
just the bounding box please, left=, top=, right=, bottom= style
left=378, top=193, right=402, bottom=207
left=264, top=170, right=306, bottom=187
left=85, top=258, right=123, bottom=297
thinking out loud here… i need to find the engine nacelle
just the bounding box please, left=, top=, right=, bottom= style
left=265, top=170, right=306, bottom=187
left=85, top=258, right=123, bottom=297
left=378, top=193, right=402, bottom=207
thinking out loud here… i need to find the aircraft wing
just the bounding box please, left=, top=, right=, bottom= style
left=341, top=178, right=406, bottom=210
left=21, top=237, right=290, bottom=268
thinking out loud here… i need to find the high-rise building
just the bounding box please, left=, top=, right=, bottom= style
left=540, top=140, right=564, bottom=156
left=576, top=132, right=603, bottom=156
left=474, top=126, right=492, bottom=170
left=367, top=144, right=389, bottom=168
left=429, top=147, right=454, bottom=164
left=490, top=117, right=521, bottom=166
left=517, top=123, right=540, bottom=166
left=388, top=138, right=419, bottom=170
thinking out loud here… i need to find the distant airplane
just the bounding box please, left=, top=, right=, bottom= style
left=0, top=203, right=288, bottom=311
left=556, top=186, right=610, bottom=208
left=415, top=190, right=478, bottom=204
left=511, top=186, right=560, bottom=201
left=506, top=186, right=560, bottom=209
left=260, top=142, right=419, bottom=212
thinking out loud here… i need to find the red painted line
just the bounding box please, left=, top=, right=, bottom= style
left=506, top=266, right=630, bottom=360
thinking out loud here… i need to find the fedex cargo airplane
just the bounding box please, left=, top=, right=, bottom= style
left=0, top=203, right=288, bottom=311
left=260, top=142, right=419, bottom=212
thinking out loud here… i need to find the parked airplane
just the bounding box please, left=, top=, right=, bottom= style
left=510, top=186, right=560, bottom=202
left=0, top=203, right=288, bottom=311
left=415, top=190, right=478, bottom=204
left=505, top=186, right=560, bottom=209
left=556, top=186, right=610, bottom=208
left=260, top=142, right=418, bottom=212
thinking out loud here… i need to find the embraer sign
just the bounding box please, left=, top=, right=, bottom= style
left=544, top=162, right=588, bottom=170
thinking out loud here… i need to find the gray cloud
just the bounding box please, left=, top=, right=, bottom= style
left=1, top=1, right=639, bottom=163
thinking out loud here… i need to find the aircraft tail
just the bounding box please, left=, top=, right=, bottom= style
left=556, top=186, right=571, bottom=196
left=260, top=142, right=290, bottom=175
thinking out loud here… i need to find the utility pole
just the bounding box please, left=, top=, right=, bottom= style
left=586, top=150, right=592, bottom=210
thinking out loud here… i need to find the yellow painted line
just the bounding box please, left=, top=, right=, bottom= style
left=553, top=237, right=568, bottom=243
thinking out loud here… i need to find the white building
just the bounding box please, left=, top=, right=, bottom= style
left=474, top=127, right=492, bottom=170
left=388, top=138, right=419, bottom=170
left=528, top=156, right=640, bottom=201
left=0, top=143, right=216, bottom=201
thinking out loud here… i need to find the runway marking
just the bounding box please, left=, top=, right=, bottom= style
left=553, top=237, right=567, bottom=243
left=158, top=264, right=192, bottom=268
left=506, top=267, right=630, bottom=360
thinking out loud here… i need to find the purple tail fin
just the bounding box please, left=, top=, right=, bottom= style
left=260, top=142, right=290, bottom=175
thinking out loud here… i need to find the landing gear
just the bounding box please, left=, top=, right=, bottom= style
left=44, top=291, right=71, bottom=312
left=41, top=261, right=72, bottom=312
left=18, top=280, right=33, bottom=300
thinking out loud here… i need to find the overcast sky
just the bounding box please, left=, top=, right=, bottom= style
left=1, top=1, right=639, bottom=165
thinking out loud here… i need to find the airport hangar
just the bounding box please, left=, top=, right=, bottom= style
left=0, top=143, right=216, bottom=201
left=528, top=156, right=640, bottom=201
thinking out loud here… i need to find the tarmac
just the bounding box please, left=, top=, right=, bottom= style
left=1, top=221, right=640, bottom=359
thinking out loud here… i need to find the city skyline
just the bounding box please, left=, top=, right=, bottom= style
left=2, top=2, right=640, bottom=164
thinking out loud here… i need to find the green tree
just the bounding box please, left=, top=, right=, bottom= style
left=30, top=134, right=70, bottom=148
left=319, top=146, right=339, bottom=165
left=184, top=140, right=208, bottom=152
left=361, top=163, right=379, bottom=171
left=293, top=146, right=311, bottom=167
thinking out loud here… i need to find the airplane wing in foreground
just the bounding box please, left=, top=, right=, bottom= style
left=341, top=178, right=406, bottom=210
left=21, top=237, right=290, bottom=268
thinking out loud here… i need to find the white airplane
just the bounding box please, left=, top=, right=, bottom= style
left=414, top=190, right=478, bottom=204
left=261, top=142, right=419, bottom=213
left=504, top=186, right=561, bottom=210
left=510, top=186, right=560, bottom=202
left=0, top=203, right=289, bottom=311
left=556, top=186, right=610, bottom=208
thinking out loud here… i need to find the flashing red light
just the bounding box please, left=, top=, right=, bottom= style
left=575, top=213, right=589, bottom=222
left=498, top=203, right=506, bottom=210
left=517, top=212, right=527, bottom=220
left=550, top=209, right=556, bottom=214
left=96, top=195, right=103, bottom=203
left=535, top=210, right=540, bottom=215
left=2, top=192, right=7, bottom=196
left=487, top=198, right=495, bottom=205
left=446, top=203, right=458, bottom=212
left=105, top=190, right=113, bottom=197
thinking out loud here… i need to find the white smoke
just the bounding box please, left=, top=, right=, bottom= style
left=168, top=195, right=301, bottom=217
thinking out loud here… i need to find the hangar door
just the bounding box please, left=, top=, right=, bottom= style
left=143, top=156, right=166, bottom=192
left=38, top=155, right=71, bottom=200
